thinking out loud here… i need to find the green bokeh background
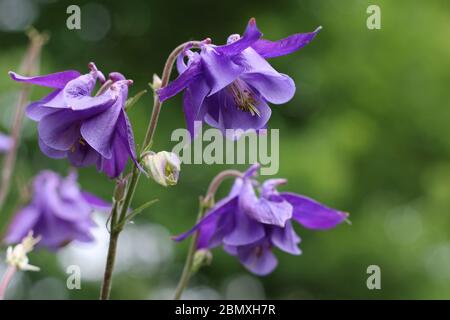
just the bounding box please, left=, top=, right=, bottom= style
left=1, top=0, right=449, bottom=299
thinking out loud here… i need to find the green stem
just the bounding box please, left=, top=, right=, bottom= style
left=173, top=170, right=243, bottom=300
left=173, top=198, right=207, bottom=300
left=99, top=39, right=204, bottom=300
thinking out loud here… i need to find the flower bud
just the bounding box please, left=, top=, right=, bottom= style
left=6, top=231, right=40, bottom=271
left=143, top=151, right=181, bottom=187
left=192, top=249, right=213, bottom=273
left=150, top=74, right=162, bottom=90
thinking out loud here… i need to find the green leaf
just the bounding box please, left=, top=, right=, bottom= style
left=119, top=199, right=159, bottom=228
left=125, top=89, right=147, bottom=110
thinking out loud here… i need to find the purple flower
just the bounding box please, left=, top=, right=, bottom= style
left=174, top=164, right=347, bottom=276
left=157, top=18, right=320, bottom=136
left=4, top=170, right=110, bottom=250
left=0, top=133, right=12, bottom=153
left=9, top=63, right=138, bottom=178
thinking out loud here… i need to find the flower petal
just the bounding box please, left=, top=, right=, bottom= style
left=172, top=196, right=238, bottom=243
left=216, top=18, right=262, bottom=56
left=67, top=142, right=99, bottom=167
left=241, top=72, right=295, bottom=104
left=270, top=221, right=301, bottom=255
left=4, top=206, right=40, bottom=244
left=239, top=47, right=296, bottom=104
left=237, top=241, right=278, bottom=276
left=157, top=60, right=203, bottom=102
left=183, top=78, right=210, bottom=137
left=64, top=74, right=116, bottom=111
left=239, top=179, right=292, bottom=227
left=26, top=90, right=62, bottom=120
left=223, top=207, right=265, bottom=246
left=201, top=46, right=244, bottom=96
left=96, top=131, right=130, bottom=178
left=251, top=27, right=321, bottom=59
left=38, top=138, right=66, bottom=159
left=38, top=110, right=83, bottom=151
left=80, top=99, right=122, bottom=159
left=9, top=70, right=81, bottom=89
left=281, top=192, right=348, bottom=230
left=81, top=191, right=111, bottom=211
left=0, top=133, right=12, bottom=153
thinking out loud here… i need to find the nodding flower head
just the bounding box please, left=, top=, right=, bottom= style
left=174, top=164, right=348, bottom=276
left=9, top=64, right=139, bottom=178
left=157, top=18, right=321, bottom=137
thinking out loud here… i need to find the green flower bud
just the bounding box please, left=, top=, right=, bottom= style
left=143, top=151, right=181, bottom=187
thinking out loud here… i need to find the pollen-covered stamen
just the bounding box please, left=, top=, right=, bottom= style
left=228, top=79, right=261, bottom=117
left=71, top=138, right=87, bottom=153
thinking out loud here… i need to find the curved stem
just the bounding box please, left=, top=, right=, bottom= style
left=204, top=170, right=242, bottom=204
left=173, top=169, right=243, bottom=300
left=0, top=266, right=16, bottom=300
left=142, top=40, right=204, bottom=150
left=0, top=30, right=47, bottom=215
left=99, top=40, right=203, bottom=300
left=173, top=197, right=206, bottom=300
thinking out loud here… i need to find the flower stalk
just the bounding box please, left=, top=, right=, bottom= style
left=99, top=40, right=205, bottom=300
left=0, top=29, right=48, bottom=214
left=173, top=169, right=242, bottom=300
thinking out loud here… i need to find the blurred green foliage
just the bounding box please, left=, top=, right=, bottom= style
left=0, top=0, right=450, bottom=299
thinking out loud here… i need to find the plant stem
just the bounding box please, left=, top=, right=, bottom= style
left=142, top=40, right=205, bottom=149
left=173, top=198, right=207, bottom=300
left=0, top=266, right=16, bottom=300
left=99, top=40, right=204, bottom=300
left=173, top=170, right=243, bottom=299
left=0, top=29, right=47, bottom=214
left=99, top=199, right=119, bottom=300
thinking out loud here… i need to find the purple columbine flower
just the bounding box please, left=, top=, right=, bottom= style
left=174, top=164, right=347, bottom=276
left=9, top=64, right=138, bottom=178
left=0, top=133, right=12, bottom=153
left=157, top=18, right=320, bottom=137
left=4, top=170, right=110, bottom=250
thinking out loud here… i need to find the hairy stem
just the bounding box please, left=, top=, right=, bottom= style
left=173, top=170, right=243, bottom=299
left=173, top=198, right=207, bottom=300
left=0, top=29, right=48, bottom=214
left=99, top=40, right=203, bottom=299
left=0, top=266, right=16, bottom=300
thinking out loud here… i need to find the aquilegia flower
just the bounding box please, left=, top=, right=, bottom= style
left=4, top=170, right=110, bottom=250
left=0, top=133, right=12, bottom=153
left=174, top=164, right=347, bottom=275
left=157, top=18, right=320, bottom=137
left=9, top=64, right=138, bottom=178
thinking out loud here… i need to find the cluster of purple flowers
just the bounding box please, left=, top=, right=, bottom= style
left=4, top=18, right=347, bottom=278
left=175, top=164, right=347, bottom=275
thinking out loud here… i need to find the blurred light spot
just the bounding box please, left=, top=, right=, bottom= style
left=78, top=3, right=111, bottom=42
left=0, top=0, right=37, bottom=31
left=424, top=243, right=450, bottom=282
left=150, top=285, right=221, bottom=300
left=57, top=213, right=174, bottom=281
left=224, top=274, right=265, bottom=299
left=384, top=206, right=423, bottom=245
left=28, top=277, right=68, bottom=300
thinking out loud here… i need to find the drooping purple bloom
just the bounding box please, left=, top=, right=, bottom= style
left=174, top=164, right=347, bottom=276
left=4, top=170, right=110, bottom=250
left=157, top=18, right=320, bottom=136
left=0, top=133, right=12, bottom=153
left=9, top=63, right=138, bottom=178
